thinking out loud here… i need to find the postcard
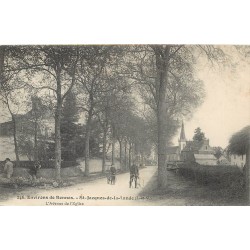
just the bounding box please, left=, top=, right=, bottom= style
left=0, top=45, right=249, bottom=206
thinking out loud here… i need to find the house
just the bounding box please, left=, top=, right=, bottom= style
left=193, top=153, right=217, bottom=165
left=0, top=97, right=54, bottom=138
left=181, top=139, right=217, bottom=165
left=230, top=154, right=246, bottom=168
left=217, top=155, right=231, bottom=165
left=223, top=146, right=246, bottom=169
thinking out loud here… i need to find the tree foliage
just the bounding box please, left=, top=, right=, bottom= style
left=193, top=127, right=206, bottom=142
left=228, top=126, right=250, bottom=155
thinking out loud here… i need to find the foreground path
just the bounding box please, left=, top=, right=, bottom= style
left=1, top=165, right=245, bottom=206
left=0, top=166, right=157, bottom=206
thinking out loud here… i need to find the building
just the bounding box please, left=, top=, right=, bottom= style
left=0, top=97, right=54, bottom=138
left=166, top=122, right=186, bottom=162
left=223, top=146, right=246, bottom=169
left=166, top=122, right=217, bottom=165
left=181, top=139, right=217, bottom=165
left=217, top=155, right=231, bottom=165
left=230, top=154, right=246, bottom=168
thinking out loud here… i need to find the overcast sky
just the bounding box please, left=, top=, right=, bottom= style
left=173, top=46, right=250, bottom=148
left=1, top=46, right=249, bottom=149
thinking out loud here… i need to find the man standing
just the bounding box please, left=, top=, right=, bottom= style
left=30, top=161, right=41, bottom=181
left=4, top=158, right=14, bottom=179
left=129, top=162, right=139, bottom=188
left=109, top=165, right=116, bottom=185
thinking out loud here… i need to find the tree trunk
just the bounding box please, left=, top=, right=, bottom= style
left=246, top=147, right=250, bottom=204
left=0, top=46, right=5, bottom=83
left=118, top=139, right=123, bottom=170
left=125, top=140, right=127, bottom=170
left=12, top=115, right=20, bottom=166
left=111, top=126, right=115, bottom=165
left=157, top=94, right=168, bottom=188
left=102, top=130, right=107, bottom=174
left=111, top=139, right=115, bottom=166
left=129, top=143, right=132, bottom=169
left=141, top=152, right=145, bottom=167
left=154, top=46, right=170, bottom=189
left=54, top=104, right=62, bottom=180
left=34, top=117, right=38, bottom=161
left=85, top=128, right=90, bottom=176
left=84, top=113, right=92, bottom=176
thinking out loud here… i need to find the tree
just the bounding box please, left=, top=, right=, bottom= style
left=23, top=46, right=80, bottom=179
left=97, top=106, right=110, bottom=173
left=61, top=90, right=79, bottom=160
left=126, top=45, right=210, bottom=187
left=96, top=72, right=133, bottom=172
left=0, top=46, right=30, bottom=165
left=0, top=46, right=5, bottom=86
left=109, top=98, right=136, bottom=170
left=213, top=146, right=223, bottom=159
left=125, top=113, right=152, bottom=167
left=228, top=126, right=250, bottom=203
left=76, top=46, right=120, bottom=176
left=76, top=47, right=105, bottom=175
left=17, top=96, right=49, bottom=161
left=193, top=127, right=206, bottom=142
left=0, top=89, right=24, bottom=164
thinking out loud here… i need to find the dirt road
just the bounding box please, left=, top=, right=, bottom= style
left=0, top=166, right=157, bottom=206
left=1, top=164, right=246, bottom=205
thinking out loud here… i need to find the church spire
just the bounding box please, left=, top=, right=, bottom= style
left=179, top=121, right=187, bottom=151
left=180, top=121, right=186, bottom=141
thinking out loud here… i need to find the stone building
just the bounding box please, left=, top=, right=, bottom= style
left=166, top=122, right=217, bottom=165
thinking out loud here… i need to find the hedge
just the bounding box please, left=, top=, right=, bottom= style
left=177, top=162, right=244, bottom=189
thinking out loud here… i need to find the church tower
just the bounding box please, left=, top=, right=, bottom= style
left=178, top=121, right=187, bottom=151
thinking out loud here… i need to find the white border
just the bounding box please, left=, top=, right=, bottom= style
left=1, top=1, right=250, bottom=250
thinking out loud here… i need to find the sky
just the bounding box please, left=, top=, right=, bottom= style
left=1, top=46, right=249, bottom=149
left=173, top=46, right=250, bottom=148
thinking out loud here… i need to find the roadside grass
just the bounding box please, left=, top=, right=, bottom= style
left=140, top=165, right=247, bottom=206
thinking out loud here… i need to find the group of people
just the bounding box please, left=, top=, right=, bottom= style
left=108, top=162, right=140, bottom=188
left=1, top=158, right=41, bottom=180
left=2, top=157, right=140, bottom=188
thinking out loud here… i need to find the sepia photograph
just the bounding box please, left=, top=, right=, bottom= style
left=0, top=45, right=249, bottom=206
left=1, top=2, right=250, bottom=250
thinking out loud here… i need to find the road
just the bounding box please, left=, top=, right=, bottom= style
left=0, top=165, right=157, bottom=206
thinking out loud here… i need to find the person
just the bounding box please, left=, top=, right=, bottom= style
left=4, top=158, right=14, bottom=179
left=110, top=165, right=116, bottom=175
left=109, top=165, right=116, bottom=185
left=129, top=162, right=139, bottom=188
left=30, top=161, right=41, bottom=180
